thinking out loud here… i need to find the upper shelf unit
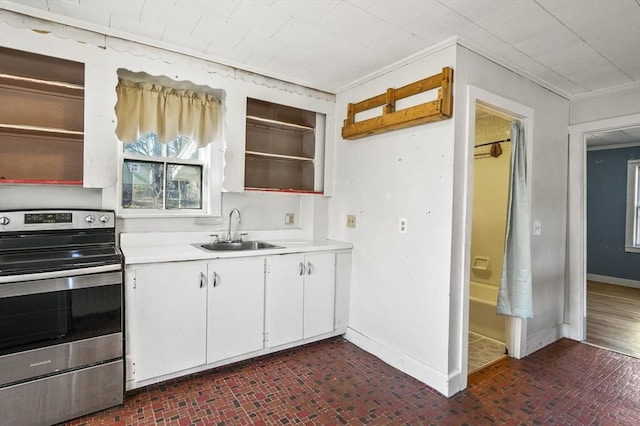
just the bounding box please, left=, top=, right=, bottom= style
left=246, top=115, right=314, bottom=134
left=245, top=98, right=323, bottom=193
left=0, top=47, right=85, bottom=184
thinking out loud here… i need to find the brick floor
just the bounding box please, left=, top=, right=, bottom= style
left=63, top=337, right=639, bottom=425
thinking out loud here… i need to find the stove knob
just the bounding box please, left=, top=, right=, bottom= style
left=85, top=215, right=95, bottom=223
left=0, top=217, right=9, bottom=225
left=99, top=215, right=110, bottom=223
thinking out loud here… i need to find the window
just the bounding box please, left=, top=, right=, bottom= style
left=114, top=73, right=221, bottom=215
left=122, top=133, right=203, bottom=209
left=626, top=159, right=640, bottom=252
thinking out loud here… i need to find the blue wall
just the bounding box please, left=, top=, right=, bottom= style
left=587, top=146, right=640, bottom=280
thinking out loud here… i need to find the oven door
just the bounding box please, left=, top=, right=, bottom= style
left=0, top=270, right=122, bottom=387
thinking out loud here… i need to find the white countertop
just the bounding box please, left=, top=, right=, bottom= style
left=120, top=234, right=352, bottom=265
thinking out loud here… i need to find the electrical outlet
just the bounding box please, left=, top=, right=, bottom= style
left=533, top=219, right=542, bottom=236
left=399, top=217, right=407, bottom=234
left=285, top=213, right=295, bottom=225
left=346, top=214, right=356, bottom=228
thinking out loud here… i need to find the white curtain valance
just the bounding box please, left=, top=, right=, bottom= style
left=115, top=78, right=218, bottom=147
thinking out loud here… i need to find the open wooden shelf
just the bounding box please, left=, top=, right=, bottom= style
left=244, top=187, right=323, bottom=195
left=245, top=98, right=319, bottom=192
left=0, top=123, right=83, bottom=140
left=0, top=46, right=85, bottom=184
left=246, top=116, right=314, bottom=134
left=246, top=150, right=314, bottom=162
left=0, top=178, right=83, bottom=185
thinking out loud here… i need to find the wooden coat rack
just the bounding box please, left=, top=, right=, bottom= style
left=341, top=67, right=453, bottom=140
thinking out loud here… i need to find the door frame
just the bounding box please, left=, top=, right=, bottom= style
left=567, top=113, right=640, bottom=341
left=460, top=85, right=534, bottom=387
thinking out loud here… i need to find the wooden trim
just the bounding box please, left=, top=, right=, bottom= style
left=244, top=187, right=323, bottom=194
left=246, top=115, right=314, bottom=132
left=0, top=123, right=84, bottom=138
left=245, top=150, right=314, bottom=162
left=341, top=67, right=453, bottom=140
left=0, top=179, right=83, bottom=185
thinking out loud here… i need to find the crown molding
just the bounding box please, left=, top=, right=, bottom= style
left=0, top=1, right=335, bottom=95
left=2, top=1, right=637, bottom=103
left=455, top=36, right=574, bottom=100
left=336, top=36, right=459, bottom=94
left=570, top=81, right=640, bottom=101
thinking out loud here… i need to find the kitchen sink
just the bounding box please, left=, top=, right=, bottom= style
left=194, top=240, right=283, bottom=251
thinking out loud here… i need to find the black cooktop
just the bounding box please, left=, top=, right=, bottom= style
left=0, top=213, right=121, bottom=277
left=0, top=246, right=122, bottom=277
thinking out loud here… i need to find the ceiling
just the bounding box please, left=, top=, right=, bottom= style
left=2, top=0, right=639, bottom=98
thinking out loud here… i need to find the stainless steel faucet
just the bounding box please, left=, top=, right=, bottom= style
left=227, top=208, right=241, bottom=241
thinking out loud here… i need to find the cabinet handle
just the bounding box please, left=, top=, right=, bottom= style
left=199, top=272, right=206, bottom=288
left=212, top=271, right=219, bottom=287
left=299, top=262, right=305, bottom=276
left=307, top=261, right=312, bottom=275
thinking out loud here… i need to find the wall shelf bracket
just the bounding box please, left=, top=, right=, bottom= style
left=341, top=67, right=453, bottom=140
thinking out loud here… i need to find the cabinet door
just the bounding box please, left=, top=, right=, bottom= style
left=267, top=254, right=304, bottom=347
left=207, top=258, right=265, bottom=363
left=303, top=252, right=336, bottom=338
left=133, top=263, right=207, bottom=381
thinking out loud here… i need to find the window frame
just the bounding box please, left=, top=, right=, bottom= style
left=625, top=158, right=640, bottom=253
left=116, top=137, right=219, bottom=218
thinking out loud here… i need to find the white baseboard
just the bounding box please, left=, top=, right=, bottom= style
left=586, top=274, right=640, bottom=289
left=344, top=327, right=457, bottom=397
left=526, top=324, right=564, bottom=356
left=560, top=323, right=572, bottom=339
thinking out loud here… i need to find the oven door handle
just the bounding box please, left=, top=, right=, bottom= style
left=0, top=270, right=122, bottom=298
left=0, top=264, right=122, bottom=285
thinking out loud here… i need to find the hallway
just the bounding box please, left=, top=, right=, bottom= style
left=63, top=337, right=639, bottom=425
left=586, top=280, right=640, bottom=358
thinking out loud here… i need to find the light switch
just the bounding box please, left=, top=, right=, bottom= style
left=347, top=214, right=356, bottom=228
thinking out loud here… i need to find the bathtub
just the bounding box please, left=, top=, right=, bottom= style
left=469, top=281, right=505, bottom=343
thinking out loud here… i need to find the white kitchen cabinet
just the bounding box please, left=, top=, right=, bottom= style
left=131, top=262, right=207, bottom=382
left=267, top=252, right=335, bottom=347
left=123, top=245, right=349, bottom=391
left=207, top=258, right=265, bottom=363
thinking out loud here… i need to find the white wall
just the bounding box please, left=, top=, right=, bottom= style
left=0, top=10, right=334, bottom=238
left=329, top=42, right=569, bottom=396
left=329, top=44, right=458, bottom=396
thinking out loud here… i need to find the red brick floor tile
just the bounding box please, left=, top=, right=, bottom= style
left=61, top=337, right=639, bottom=426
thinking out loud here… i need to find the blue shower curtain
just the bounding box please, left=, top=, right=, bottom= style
left=497, top=121, right=533, bottom=318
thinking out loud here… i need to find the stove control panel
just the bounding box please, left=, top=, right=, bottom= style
left=0, top=210, right=115, bottom=232
left=25, top=212, right=73, bottom=224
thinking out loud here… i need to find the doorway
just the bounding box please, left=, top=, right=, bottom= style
left=461, top=86, right=535, bottom=388
left=567, top=114, right=640, bottom=344
left=584, top=129, right=640, bottom=357
left=467, top=105, right=511, bottom=373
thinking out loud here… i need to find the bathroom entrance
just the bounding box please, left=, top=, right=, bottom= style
left=461, top=86, right=533, bottom=389
left=467, top=104, right=511, bottom=373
